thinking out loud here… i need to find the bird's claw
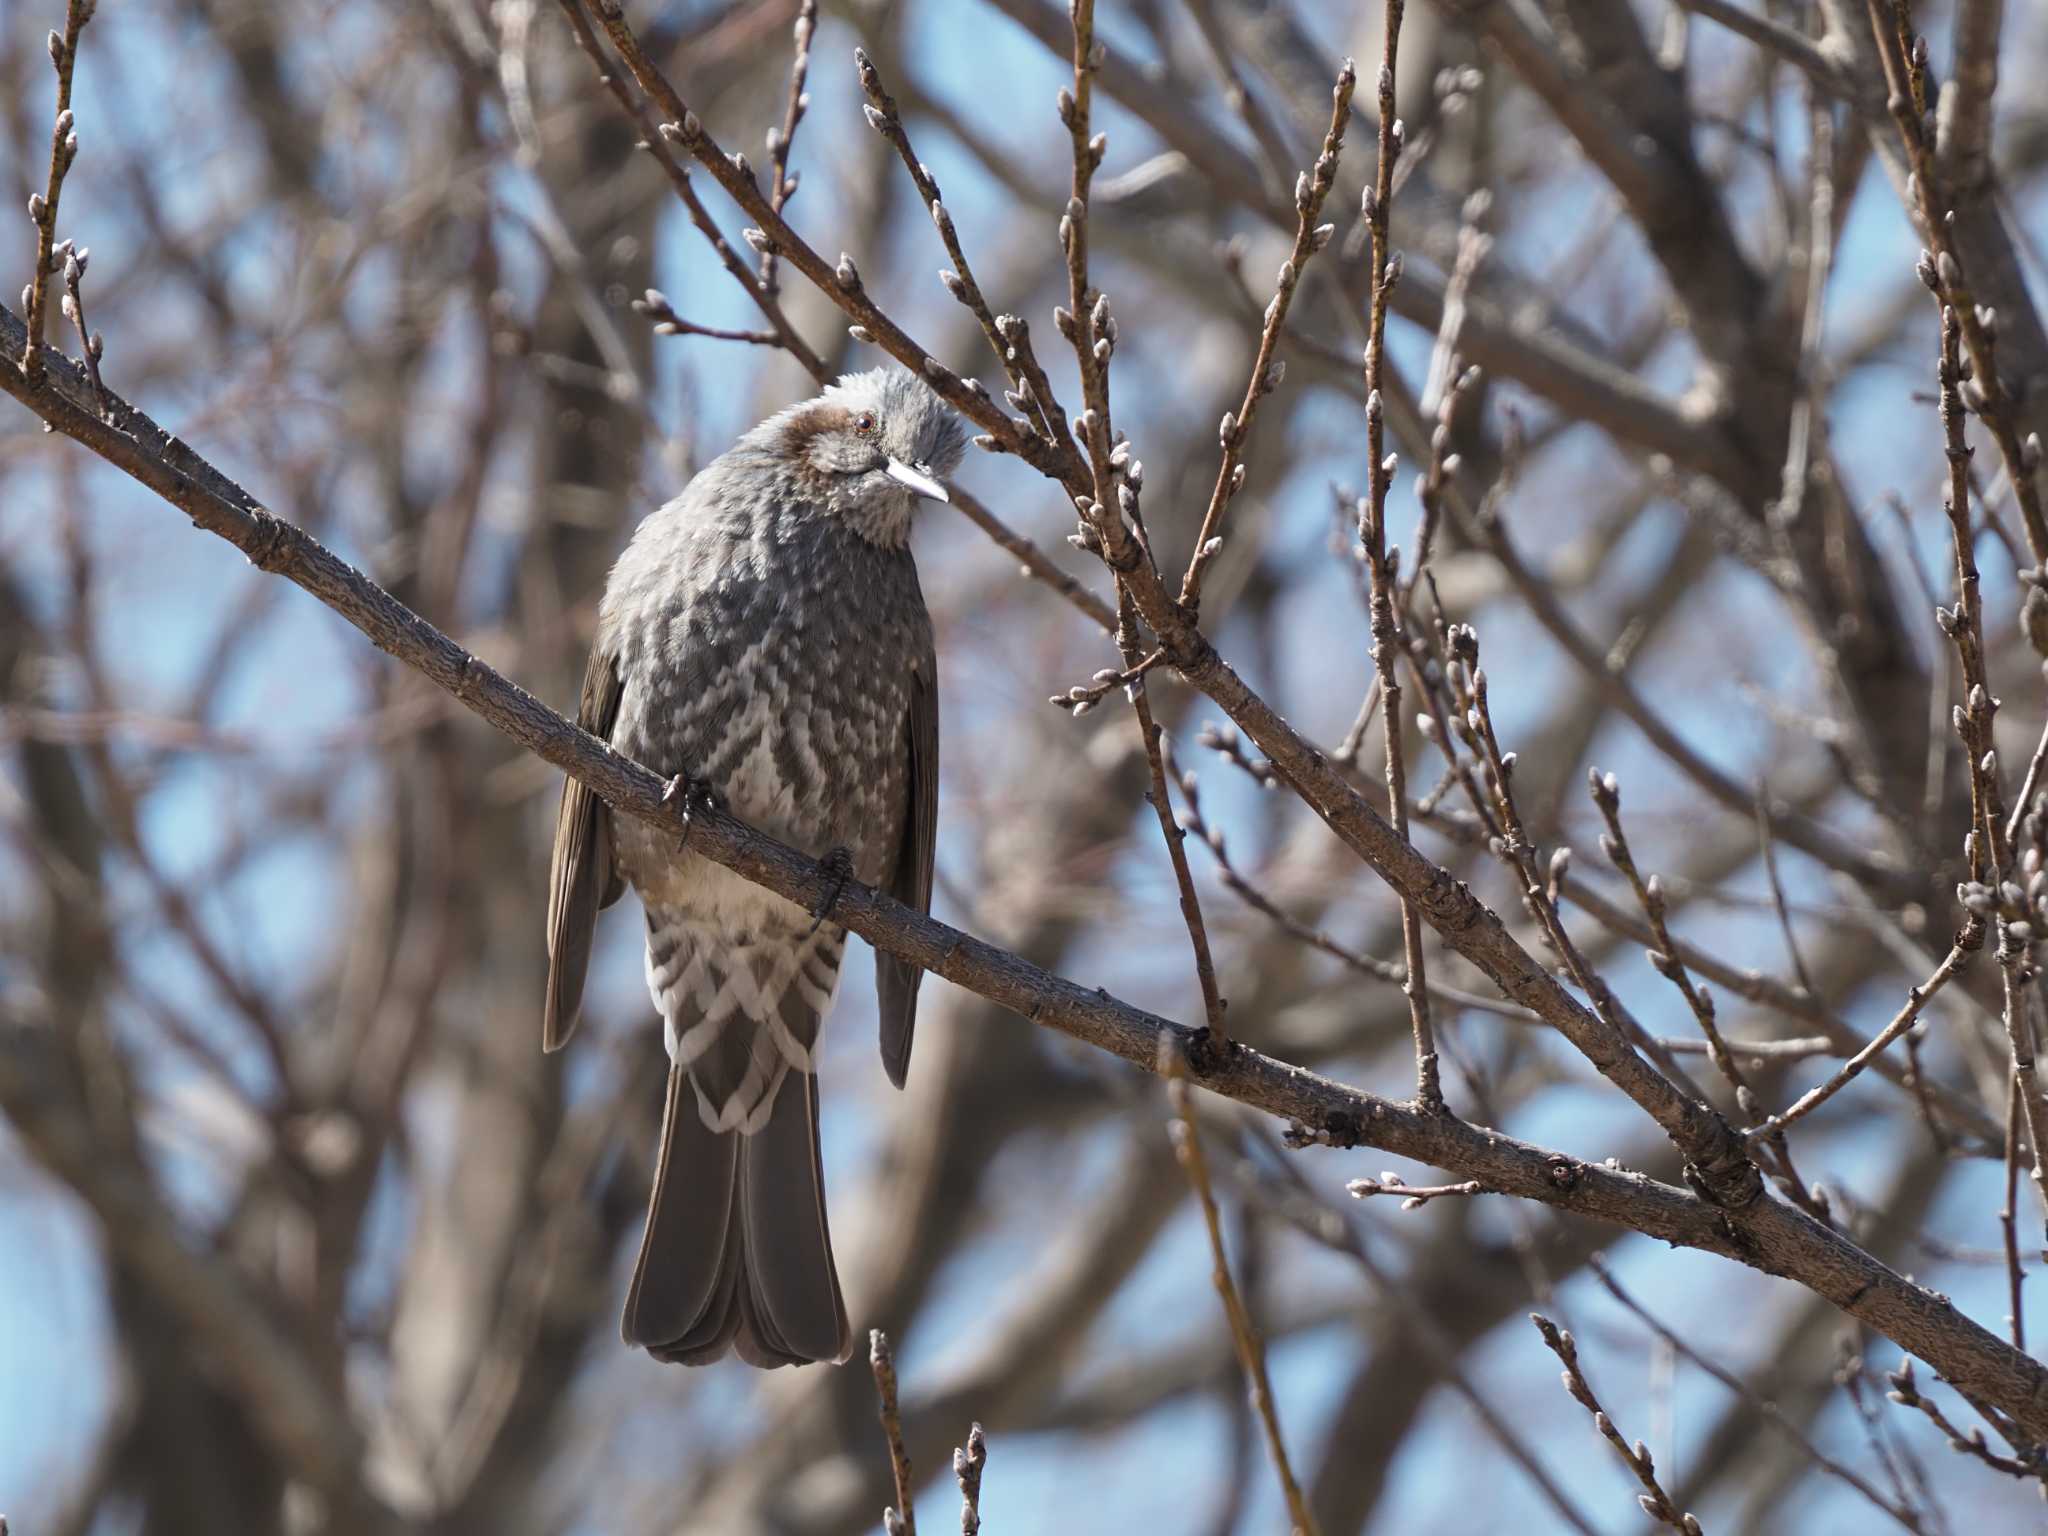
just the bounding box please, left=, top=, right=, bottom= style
left=661, top=773, right=724, bottom=852
left=808, top=846, right=856, bottom=936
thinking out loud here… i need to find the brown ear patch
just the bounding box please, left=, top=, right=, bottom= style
left=779, top=403, right=854, bottom=456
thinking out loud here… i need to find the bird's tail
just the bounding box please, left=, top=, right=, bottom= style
left=622, top=1062, right=851, bottom=1367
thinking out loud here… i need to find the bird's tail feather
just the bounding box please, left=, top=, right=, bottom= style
left=623, top=1063, right=850, bottom=1368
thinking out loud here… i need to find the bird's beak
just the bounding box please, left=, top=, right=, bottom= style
left=885, top=458, right=950, bottom=503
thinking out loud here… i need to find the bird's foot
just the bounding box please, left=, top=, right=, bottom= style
left=807, top=846, right=856, bottom=936
left=660, top=773, right=724, bottom=852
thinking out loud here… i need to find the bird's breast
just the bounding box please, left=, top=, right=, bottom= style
left=607, top=529, right=923, bottom=895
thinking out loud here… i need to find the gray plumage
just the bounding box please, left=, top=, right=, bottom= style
left=544, top=367, right=961, bottom=1367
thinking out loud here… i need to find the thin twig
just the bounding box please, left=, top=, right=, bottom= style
left=21, top=0, right=95, bottom=386
left=1873, top=0, right=2048, bottom=570
left=1932, top=300, right=2048, bottom=1218
left=1838, top=1342, right=1946, bottom=1526
left=1401, top=577, right=1506, bottom=839
left=1332, top=679, right=1379, bottom=770
left=1180, top=58, right=1356, bottom=613
left=631, top=289, right=783, bottom=349
left=2003, top=1073, right=2028, bottom=1353
left=1173, top=750, right=1536, bottom=1022
left=950, top=482, right=1115, bottom=631
left=757, top=0, right=816, bottom=299
left=854, top=47, right=1082, bottom=473
left=1903, top=1022, right=1954, bottom=1155
left=553, top=0, right=827, bottom=383
left=56, top=241, right=106, bottom=413
left=1052, top=648, right=1165, bottom=713
left=1658, top=1035, right=1839, bottom=1062
left=1755, top=789, right=1822, bottom=1004
left=1199, top=721, right=1278, bottom=787
left=1402, top=210, right=1490, bottom=617
left=1058, top=0, right=1118, bottom=514
left=1530, top=1314, right=1704, bottom=1533
left=1127, top=654, right=1228, bottom=1039
left=2002, top=715, right=2048, bottom=850
left=1164, top=1045, right=1318, bottom=1536
left=1347, top=1172, right=1485, bottom=1209
left=1352, top=4, right=1437, bottom=1110
left=1588, top=771, right=1826, bottom=1217
left=1589, top=1258, right=1925, bottom=1532
left=1589, top=770, right=1766, bottom=1112
left=1220, top=1125, right=1596, bottom=1533
left=953, top=1424, right=986, bottom=1536
left=1536, top=850, right=1995, bottom=1145
left=1745, top=945, right=1974, bottom=1143
left=1452, top=485, right=1909, bottom=896
left=1041, top=7, right=1225, bottom=1041
left=1886, top=1357, right=2046, bottom=1480
left=870, top=1330, right=918, bottom=1536
left=1445, top=625, right=1718, bottom=1119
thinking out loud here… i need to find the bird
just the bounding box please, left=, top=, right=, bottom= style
left=543, top=366, right=962, bottom=1367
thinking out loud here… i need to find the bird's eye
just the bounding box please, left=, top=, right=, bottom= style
left=853, top=410, right=879, bottom=437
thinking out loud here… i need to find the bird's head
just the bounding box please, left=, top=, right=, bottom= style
left=765, top=367, right=966, bottom=545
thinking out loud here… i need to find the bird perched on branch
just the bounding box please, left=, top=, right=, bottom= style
left=544, top=367, right=961, bottom=1367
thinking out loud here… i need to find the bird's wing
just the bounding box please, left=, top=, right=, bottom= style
left=875, top=642, right=937, bottom=1087
left=544, top=641, right=626, bottom=1052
